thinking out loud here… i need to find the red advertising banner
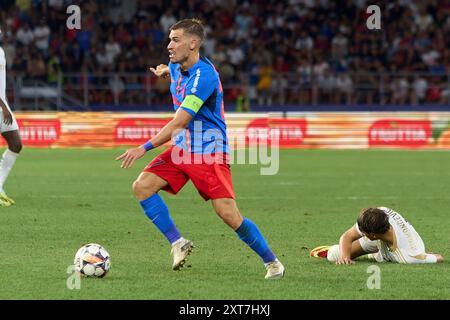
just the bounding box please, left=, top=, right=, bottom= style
left=368, top=119, right=432, bottom=147
left=17, top=119, right=61, bottom=146
left=246, top=118, right=307, bottom=147
left=114, top=118, right=171, bottom=145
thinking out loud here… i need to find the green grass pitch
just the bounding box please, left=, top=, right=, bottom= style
left=0, top=148, right=448, bottom=299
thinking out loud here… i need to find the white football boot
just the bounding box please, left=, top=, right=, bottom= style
left=264, top=259, right=285, bottom=279
left=171, top=238, right=193, bottom=270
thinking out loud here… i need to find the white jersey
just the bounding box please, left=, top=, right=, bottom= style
left=356, top=207, right=437, bottom=264
left=0, top=46, right=6, bottom=102
left=0, top=46, right=18, bottom=133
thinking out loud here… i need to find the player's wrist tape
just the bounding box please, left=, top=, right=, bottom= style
left=142, top=141, right=154, bottom=152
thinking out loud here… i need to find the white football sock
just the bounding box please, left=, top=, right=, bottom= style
left=327, top=244, right=341, bottom=262
left=0, top=149, right=19, bottom=192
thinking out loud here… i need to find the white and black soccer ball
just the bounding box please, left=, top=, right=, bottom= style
left=74, top=243, right=111, bottom=278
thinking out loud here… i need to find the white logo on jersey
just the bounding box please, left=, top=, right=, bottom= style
left=191, top=68, right=200, bottom=94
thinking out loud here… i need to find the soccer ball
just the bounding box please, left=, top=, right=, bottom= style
left=74, top=243, right=111, bottom=278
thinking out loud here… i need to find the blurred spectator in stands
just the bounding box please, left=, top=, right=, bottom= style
left=159, top=8, right=177, bottom=33
left=319, top=68, right=337, bottom=104
left=331, top=31, right=349, bottom=61
left=96, top=45, right=113, bottom=69
left=75, top=24, right=93, bottom=55
left=246, top=55, right=260, bottom=105
left=105, top=34, right=121, bottom=66
left=441, top=86, right=450, bottom=104
left=227, top=42, right=245, bottom=70
left=296, top=57, right=312, bottom=104
left=235, top=5, right=252, bottom=41
left=295, top=30, right=313, bottom=55
left=414, top=3, right=434, bottom=31
left=425, top=77, right=442, bottom=103
left=335, top=73, right=353, bottom=105
left=389, top=76, right=410, bottom=105
left=429, top=57, right=446, bottom=75
left=11, top=46, right=27, bottom=76
left=33, top=18, right=50, bottom=56
left=235, top=79, right=250, bottom=112
left=354, top=63, right=377, bottom=105
left=16, top=22, right=34, bottom=46
left=47, top=52, right=61, bottom=86
left=257, top=58, right=272, bottom=106
left=411, top=76, right=428, bottom=105
left=27, top=50, right=46, bottom=82
left=48, top=0, right=63, bottom=10
left=312, top=54, right=329, bottom=104
left=272, top=56, right=289, bottom=105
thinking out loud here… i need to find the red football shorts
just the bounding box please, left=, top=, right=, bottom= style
left=143, top=146, right=235, bottom=201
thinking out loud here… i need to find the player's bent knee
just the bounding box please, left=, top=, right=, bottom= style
left=132, top=180, right=153, bottom=199
left=10, top=143, right=22, bottom=154
left=132, top=173, right=167, bottom=200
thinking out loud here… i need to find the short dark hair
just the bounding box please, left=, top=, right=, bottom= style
left=357, top=208, right=390, bottom=234
left=169, top=19, right=205, bottom=42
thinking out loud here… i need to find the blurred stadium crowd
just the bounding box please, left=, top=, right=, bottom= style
left=0, top=0, right=450, bottom=109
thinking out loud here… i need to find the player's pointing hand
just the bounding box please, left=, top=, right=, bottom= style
left=149, top=64, right=169, bottom=78
left=116, top=146, right=146, bottom=169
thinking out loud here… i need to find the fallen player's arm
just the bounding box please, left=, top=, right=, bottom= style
left=408, top=252, right=444, bottom=264
left=430, top=253, right=444, bottom=263
left=337, top=225, right=362, bottom=265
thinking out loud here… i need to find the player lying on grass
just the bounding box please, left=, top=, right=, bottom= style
left=310, top=207, right=444, bottom=264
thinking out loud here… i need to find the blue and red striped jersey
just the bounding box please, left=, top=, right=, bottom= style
left=168, top=56, right=229, bottom=154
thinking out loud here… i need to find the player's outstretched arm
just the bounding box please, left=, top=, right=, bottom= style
left=116, top=108, right=192, bottom=168
left=426, top=253, right=444, bottom=263
left=434, top=254, right=444, bottom=263
left=337, top=225, right=362, bottom=265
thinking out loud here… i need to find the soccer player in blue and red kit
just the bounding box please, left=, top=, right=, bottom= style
left=116, top=19, right=284, bottom=279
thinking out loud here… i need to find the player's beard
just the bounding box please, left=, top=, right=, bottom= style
left=171, top=52, right=188, bottom=65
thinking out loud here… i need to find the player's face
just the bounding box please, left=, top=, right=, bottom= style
left=167, top=29, right=192, bottom=64
left=363, top=232, right=379, bottom=240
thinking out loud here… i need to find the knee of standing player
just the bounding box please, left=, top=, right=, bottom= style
left=214, top=199, right=238, bottom=220
left=9, top=141, right=22, bottom=154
